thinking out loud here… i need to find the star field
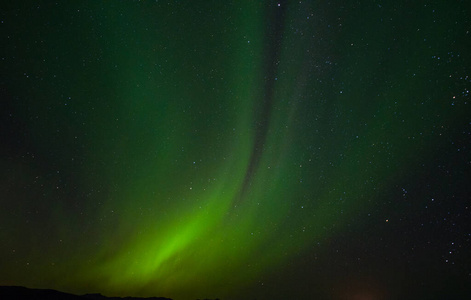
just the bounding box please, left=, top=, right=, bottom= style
left=1, top=1, right=470, bottom=299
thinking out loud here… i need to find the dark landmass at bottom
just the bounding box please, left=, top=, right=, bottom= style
left=0, top=286, right=176, bottom=300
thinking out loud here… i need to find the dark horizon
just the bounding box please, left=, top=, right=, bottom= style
left=0, top=286, right=174, bottom=300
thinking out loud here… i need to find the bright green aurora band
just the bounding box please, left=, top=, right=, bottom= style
left=2, top=1, right=469, bottom=300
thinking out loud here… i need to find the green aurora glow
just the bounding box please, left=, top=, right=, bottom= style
left=1, top=1, right=470, bottom=299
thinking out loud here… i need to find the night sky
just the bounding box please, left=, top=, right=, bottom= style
left=1, top=1, right=470, bottom=299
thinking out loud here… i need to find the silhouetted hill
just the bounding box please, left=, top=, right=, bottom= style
left=0, top=286, right=172, bottom=300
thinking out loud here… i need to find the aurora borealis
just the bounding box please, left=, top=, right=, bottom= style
left=1, top=1, right=470, bottom=299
